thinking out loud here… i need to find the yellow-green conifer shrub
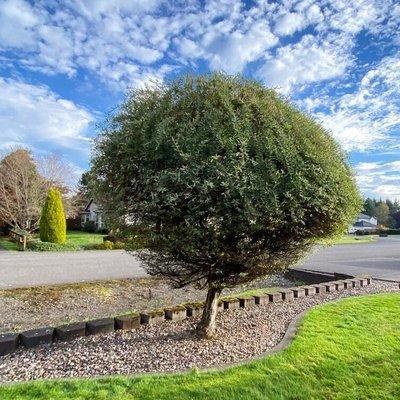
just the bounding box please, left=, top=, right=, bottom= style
left=39, top=188, right=66, bottom=244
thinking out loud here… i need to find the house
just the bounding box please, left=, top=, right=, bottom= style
left=348, top=213, right=378, bottom=233
left=80, top=199, right=104, bottom=229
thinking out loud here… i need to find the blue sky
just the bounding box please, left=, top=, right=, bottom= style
left=0, top=0, right=399, bottom=199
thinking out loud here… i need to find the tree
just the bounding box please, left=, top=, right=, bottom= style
left=392, top=210, right=400, bottom=229
left=363, top=198, right=376, bottom=217
left=0, top=148, right=45, bottom=232
left=39, top=188, right=66, bottom=244
left=37, top=154, right=79, bottom=218
left=374, top=201, right=390, bottom=226
left=91, top=73, right=361, bottom=337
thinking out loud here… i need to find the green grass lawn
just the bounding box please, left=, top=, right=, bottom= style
left=0, top=236, right=19, bottom=251
left=0, top=231, right=105, bottom=251
left=65, top=231, right=105, bottom=246
left=319, top=234, right=378, bottom=245
left=1, top=292, right=399, bottom=400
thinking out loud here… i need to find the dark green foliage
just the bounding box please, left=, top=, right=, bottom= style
left=378, top=229, right=400, bottom=235
left=39, top=188, right=66, bottom=244
left=362, top=197, right=400, bottom=227
left=83, top=221, right=96, bottom=233
left=363, top=197, right=376, bottom=217
left=96, top=228, right=110, bottom=234
left=91, top=73, right=361, bottom=289
left=27, top=239, right=78, bottom=251
left=83, top=240, right=126, bottom=250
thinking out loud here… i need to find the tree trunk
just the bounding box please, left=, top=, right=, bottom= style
left=197, top=286, right=221, bottom=338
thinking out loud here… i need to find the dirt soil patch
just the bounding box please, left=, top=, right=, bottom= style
left=0, top=274, right=295, bottom=333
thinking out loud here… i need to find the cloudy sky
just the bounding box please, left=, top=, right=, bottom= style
left=0, top=0, right=399, bottom=198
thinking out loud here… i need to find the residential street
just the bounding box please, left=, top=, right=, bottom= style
left=0, top=250, right=146, bottom=289
left=0, top=237, right=399, bottom=289
left=297, top=236, right=400, bottom=282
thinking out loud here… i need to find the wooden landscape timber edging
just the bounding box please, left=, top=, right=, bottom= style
left=0, top=276, right=372, bottom=357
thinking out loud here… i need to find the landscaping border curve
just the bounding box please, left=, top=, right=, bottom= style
left=0, top=274, right=373, bottom=357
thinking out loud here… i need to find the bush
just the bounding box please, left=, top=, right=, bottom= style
left=125, top=235, right=148, bottom=250
left=83, top=240, right=125, bottom=250
left=91, top=73, right=361, bottom=336
left=40, top=188, right=66, bottom=244
left=101, top=240, right=114, bottom=250
left=82, top=221, right=96, bottom=233
left=96, top=227, right=109, bottom=234
left=102, top=232, right=148, bottom=250
left=377, top=229, right=400, bottom=235
left=355, top=230, right=378, bottom=236
left=27, top=239, right=79, bottom=252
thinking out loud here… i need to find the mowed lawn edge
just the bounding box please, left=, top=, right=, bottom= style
left=0, top=231, right=105, bottom=251
left=1, top=292, right=399, bottom=400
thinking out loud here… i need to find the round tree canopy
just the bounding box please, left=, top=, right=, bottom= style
left=92, top=73, right=361, bottom=288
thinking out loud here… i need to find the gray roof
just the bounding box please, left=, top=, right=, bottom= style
left=354, top=220, right=376, bottom=228
left=358, top=213, right=373, bottom=219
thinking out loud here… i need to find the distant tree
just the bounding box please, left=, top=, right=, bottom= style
left=392, top=210, right=400, bottom=229
left=37, top=154, right=75, bottom=191
left=91, top=73, right=361, bottom=337
left=363, top=198, right=376, bottom=217
left=78, top=172, right=92, bottom=197
left=374, top=201, right=390, bottom=226
left=0, top=148, right=45, bottom=232
left=39, top=188, right=66, bottom=244
left=37, top=154, right=78, bottom=218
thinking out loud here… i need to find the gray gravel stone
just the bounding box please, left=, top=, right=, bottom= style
left=0, top=281, right=397, bottom=384
left=0, top=274, right=294, bottom=333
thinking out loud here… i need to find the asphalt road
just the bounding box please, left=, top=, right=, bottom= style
left=296, top=236, right=400, bottom=281
left=0, top=250, right=146, bottom=289
left=0, top=237, right=399, bottom=289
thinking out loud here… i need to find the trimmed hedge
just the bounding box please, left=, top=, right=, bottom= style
left=27, top=240, right=79, bottom=252
left=83, top=240, right=126, bottom=250
left=378, top=229, right=400, bottom=235
left=356, top=229, right=400, bottom=235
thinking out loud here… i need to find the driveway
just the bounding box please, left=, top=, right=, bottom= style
left=1, top=237, right=399, bottom=289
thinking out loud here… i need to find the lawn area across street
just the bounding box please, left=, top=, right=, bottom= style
left=1, top=292, right=399, bottom=399
left=318, top=234, right=377, bottom=245
left=0, top=233, right=377, bottom=252
left=0, top=230, right=105, bottom=251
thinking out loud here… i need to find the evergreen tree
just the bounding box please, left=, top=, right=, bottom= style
left=40, top=188, right=66, bottom=244
left=363, top=198, right=376, bottom=216
left=91, top=73, right=361, bottom=337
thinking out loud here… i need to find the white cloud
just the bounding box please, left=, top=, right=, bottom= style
left=313, top=53, right=400, bottom=152
left=0, top=0, right=42, bottom=48
left=258, top=35, right=349, bottom=92
left=0, top=0, right=396, bottom=92
left=274, top=12, right=306, bottom=36
left=0, top=78, right=93, bottom=151
left=355, top=161, right=400, bottom=200
left=173, top=37, right=203, bottom=59
left=374, top=185, right=400, bottom=199
left=326, top=0, right=385, bottom=34
left=0, top=0, right=170, bottom=87
left=205, top=21, right=278, bottom=73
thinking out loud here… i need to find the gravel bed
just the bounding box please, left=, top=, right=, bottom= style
left=0, top=280, right=398, bottom=384
left=0, top=274, right=294, bottom=333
